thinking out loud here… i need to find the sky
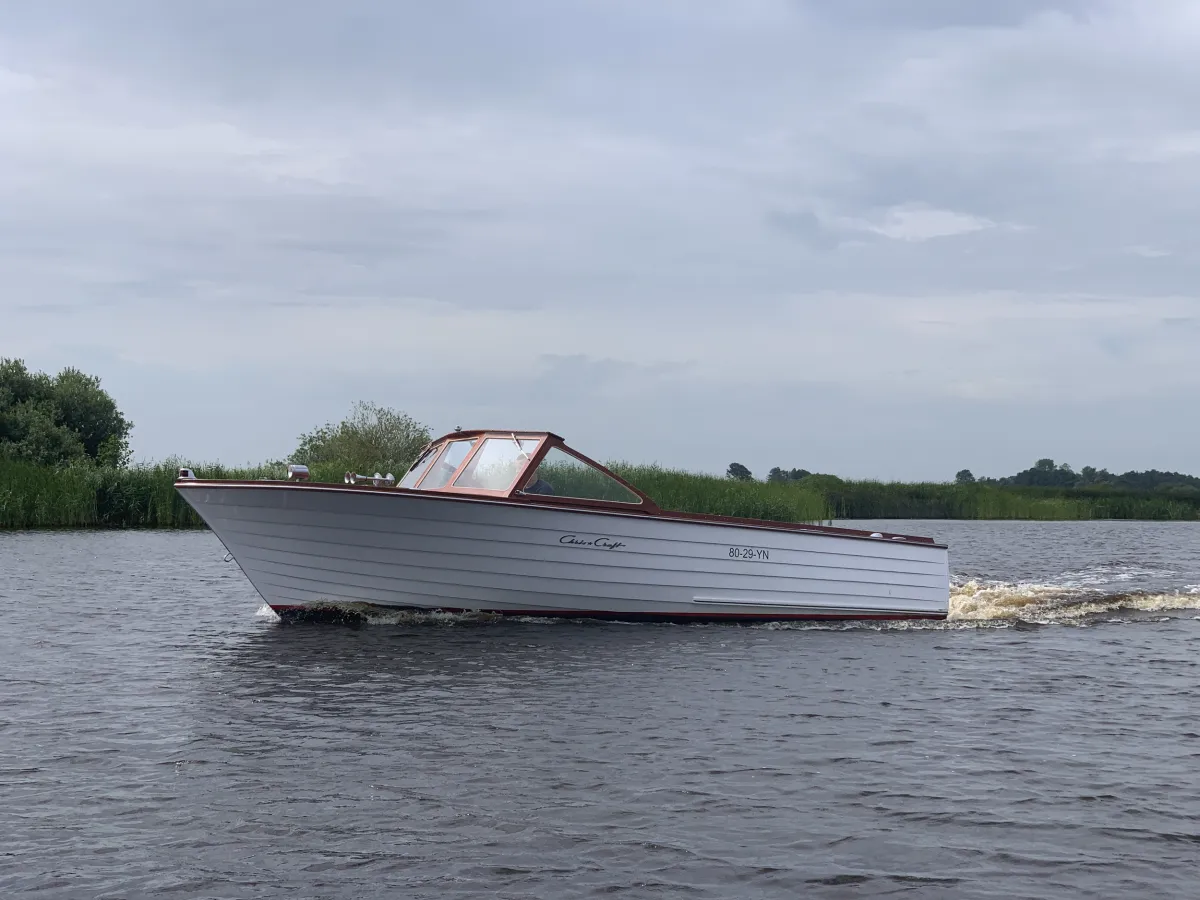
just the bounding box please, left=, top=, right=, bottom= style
left=2, top=0, right=1198, bottom=480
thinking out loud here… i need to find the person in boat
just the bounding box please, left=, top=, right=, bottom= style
left=522, top=474, right=554, bottom=495
left=519, top=454, right=555, bottom=495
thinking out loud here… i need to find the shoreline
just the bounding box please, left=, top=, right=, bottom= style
left=3, top=459, right=1198, bottom=529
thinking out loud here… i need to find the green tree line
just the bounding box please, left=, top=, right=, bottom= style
left=0, top=359, right=132, bottom=467
left=3, top=360, right=1198, bottom=528
left=954, top=458, right=1200, bottom=498
left=731, top=456, right=1200, bottom=501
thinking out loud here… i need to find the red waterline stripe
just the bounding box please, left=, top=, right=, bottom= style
left=267, top=604, right=946, bottom=621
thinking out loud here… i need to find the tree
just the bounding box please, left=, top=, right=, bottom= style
left=990, top=460, right=1198, bottom=492
left=799, top=473, right=844, bottom=491
left=1007, top=459, right=1080, bottom=488
left=955, top=469, right=976, bottom=485
left=0, top=358, right=132, bottom=467
left=768, top=466, right=813, bottom=483
left=292, top=402, right=431, bottom=474
left=726, top=462, right=753, bottom=481
left=51, top=367, right=133, bottom=466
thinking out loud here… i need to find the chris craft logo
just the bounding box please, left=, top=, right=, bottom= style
left=559, top=534, right=626, bottom=551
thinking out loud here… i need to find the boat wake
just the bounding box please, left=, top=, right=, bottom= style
left=946, top=579, right=1200, bottom=625
left=254, top=602, right=507, bottom=626
left=256, top=579, right=1200, bottom=630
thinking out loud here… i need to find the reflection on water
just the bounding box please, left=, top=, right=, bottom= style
left=1, top=523, right=1199, bottom=899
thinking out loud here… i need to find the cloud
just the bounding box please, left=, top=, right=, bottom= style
left=1, top=0, right=1198, bottom=477
left=1125, top=245, right=1172, bottom=259
left=0, top=66, right=39, bottom=93
left=858, top=204, right=997, bottom=242
left=808, top=0, right=1096, bottom=30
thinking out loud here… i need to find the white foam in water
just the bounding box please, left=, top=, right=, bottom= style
left=1056, top=564, right=1177, bottom=588
left=306, top=601, right=503, bottom=627
left=266, top=584, right=1200, bottom=631
left=255, top=604, right=281, bottom=621
left=948, top=579, right=1200, bottom=625
left=364, top=608, right=498, bottom=626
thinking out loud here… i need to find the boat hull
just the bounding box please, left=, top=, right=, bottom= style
left=177, top=483, right=950, bottom=622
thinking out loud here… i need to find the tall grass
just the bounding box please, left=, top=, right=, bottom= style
left=2, top=458, right=1197, bottom=530
left=0, top=460, right=100, bottom=528
left=614, top=464, right=830, bottom=523
left=0, top=459, right=277, bottom=529
left=819, top=481, right=1200, bottom=521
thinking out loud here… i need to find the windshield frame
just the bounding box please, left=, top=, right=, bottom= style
left=398, top=443, right=441, bottom=489
left=515, top=443, right=645, bottom=506
left=510, top=441, right=656, bottom=511
left=405, top=433, right=547, bottom=497
left=395, top=431, right=657, bottom=511
left=449, top=435, right=542, bottom=493
left=412, top=438, right=480, bottom=491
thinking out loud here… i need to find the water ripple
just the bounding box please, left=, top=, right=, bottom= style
left=1, top=524, right=1199, bottom=898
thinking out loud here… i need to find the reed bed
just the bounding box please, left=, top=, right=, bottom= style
left=612, top=464, right=830, bottom=523
left=2, top=458, right=1197, bottom=530
left=0, top=459, right=277, bottom=529
left=820, top=481, right=1200, bottom=521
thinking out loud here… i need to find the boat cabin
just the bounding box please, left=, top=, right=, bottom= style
left=396, top=430, right=659, bottom=512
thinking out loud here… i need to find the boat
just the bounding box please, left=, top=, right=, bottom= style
left=174, top=429, right=950, bottom=623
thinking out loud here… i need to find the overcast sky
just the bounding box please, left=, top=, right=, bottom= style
left=3, top=0, right=1198, bottom=479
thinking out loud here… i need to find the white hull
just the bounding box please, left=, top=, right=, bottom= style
left=178, top=484, right=949, bottom=622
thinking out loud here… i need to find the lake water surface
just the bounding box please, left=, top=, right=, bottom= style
left=2, top=522, right=1199, bottom=898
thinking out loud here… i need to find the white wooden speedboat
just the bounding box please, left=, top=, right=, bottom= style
left=175, top=429, right=949, bottom=622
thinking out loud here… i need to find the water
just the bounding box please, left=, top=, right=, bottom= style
left=2, top=521, right=1198, bottom=899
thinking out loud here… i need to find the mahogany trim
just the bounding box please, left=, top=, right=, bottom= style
left=502, top=433, right=555, bottom=497
left=413, top=437, right=479, bottom=490
left=426, top=429, right=563, bottom=446
left=174, top=478, right=945, bottom=548
left=504, top=492, right=658, bottom=514
left=410, top=431, right=551, bottom=495
left=504, top=436, right=660, bottom=512
left=439, top=435, right=546, bottom=497
left=402, top=431, right=656, bottom=509
left=398, top=443, right=441, bottom=488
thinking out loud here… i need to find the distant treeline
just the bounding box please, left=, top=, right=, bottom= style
left=733, top=457, right=1200, bottom=498
left=3, top=359, right=1197, bottom=528
left=956, top=458, right=1200, bottom=497
left=725, top=456, right=1200, bottom=518
left=633, top=468, right=1197, bottom=521
left=4, top=457, right=1198, bottom=530
left=811, top=480, right=1200, bottom=521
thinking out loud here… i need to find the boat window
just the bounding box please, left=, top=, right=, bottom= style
left=519, top=447, right=642, bottom=504
left=417, top=439, right=476, bottom=490
left=453, top=437, right=541, bottom=492
left=399, top=445, right=440, bottom=489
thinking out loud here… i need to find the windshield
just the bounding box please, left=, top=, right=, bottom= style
left=453, top=437, right=540, bottom=492
left=417, top=439, right=476, bottom=490
left=399, top=445, right=439, bottom=489
left=518, top=447, right=642, bottom=504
